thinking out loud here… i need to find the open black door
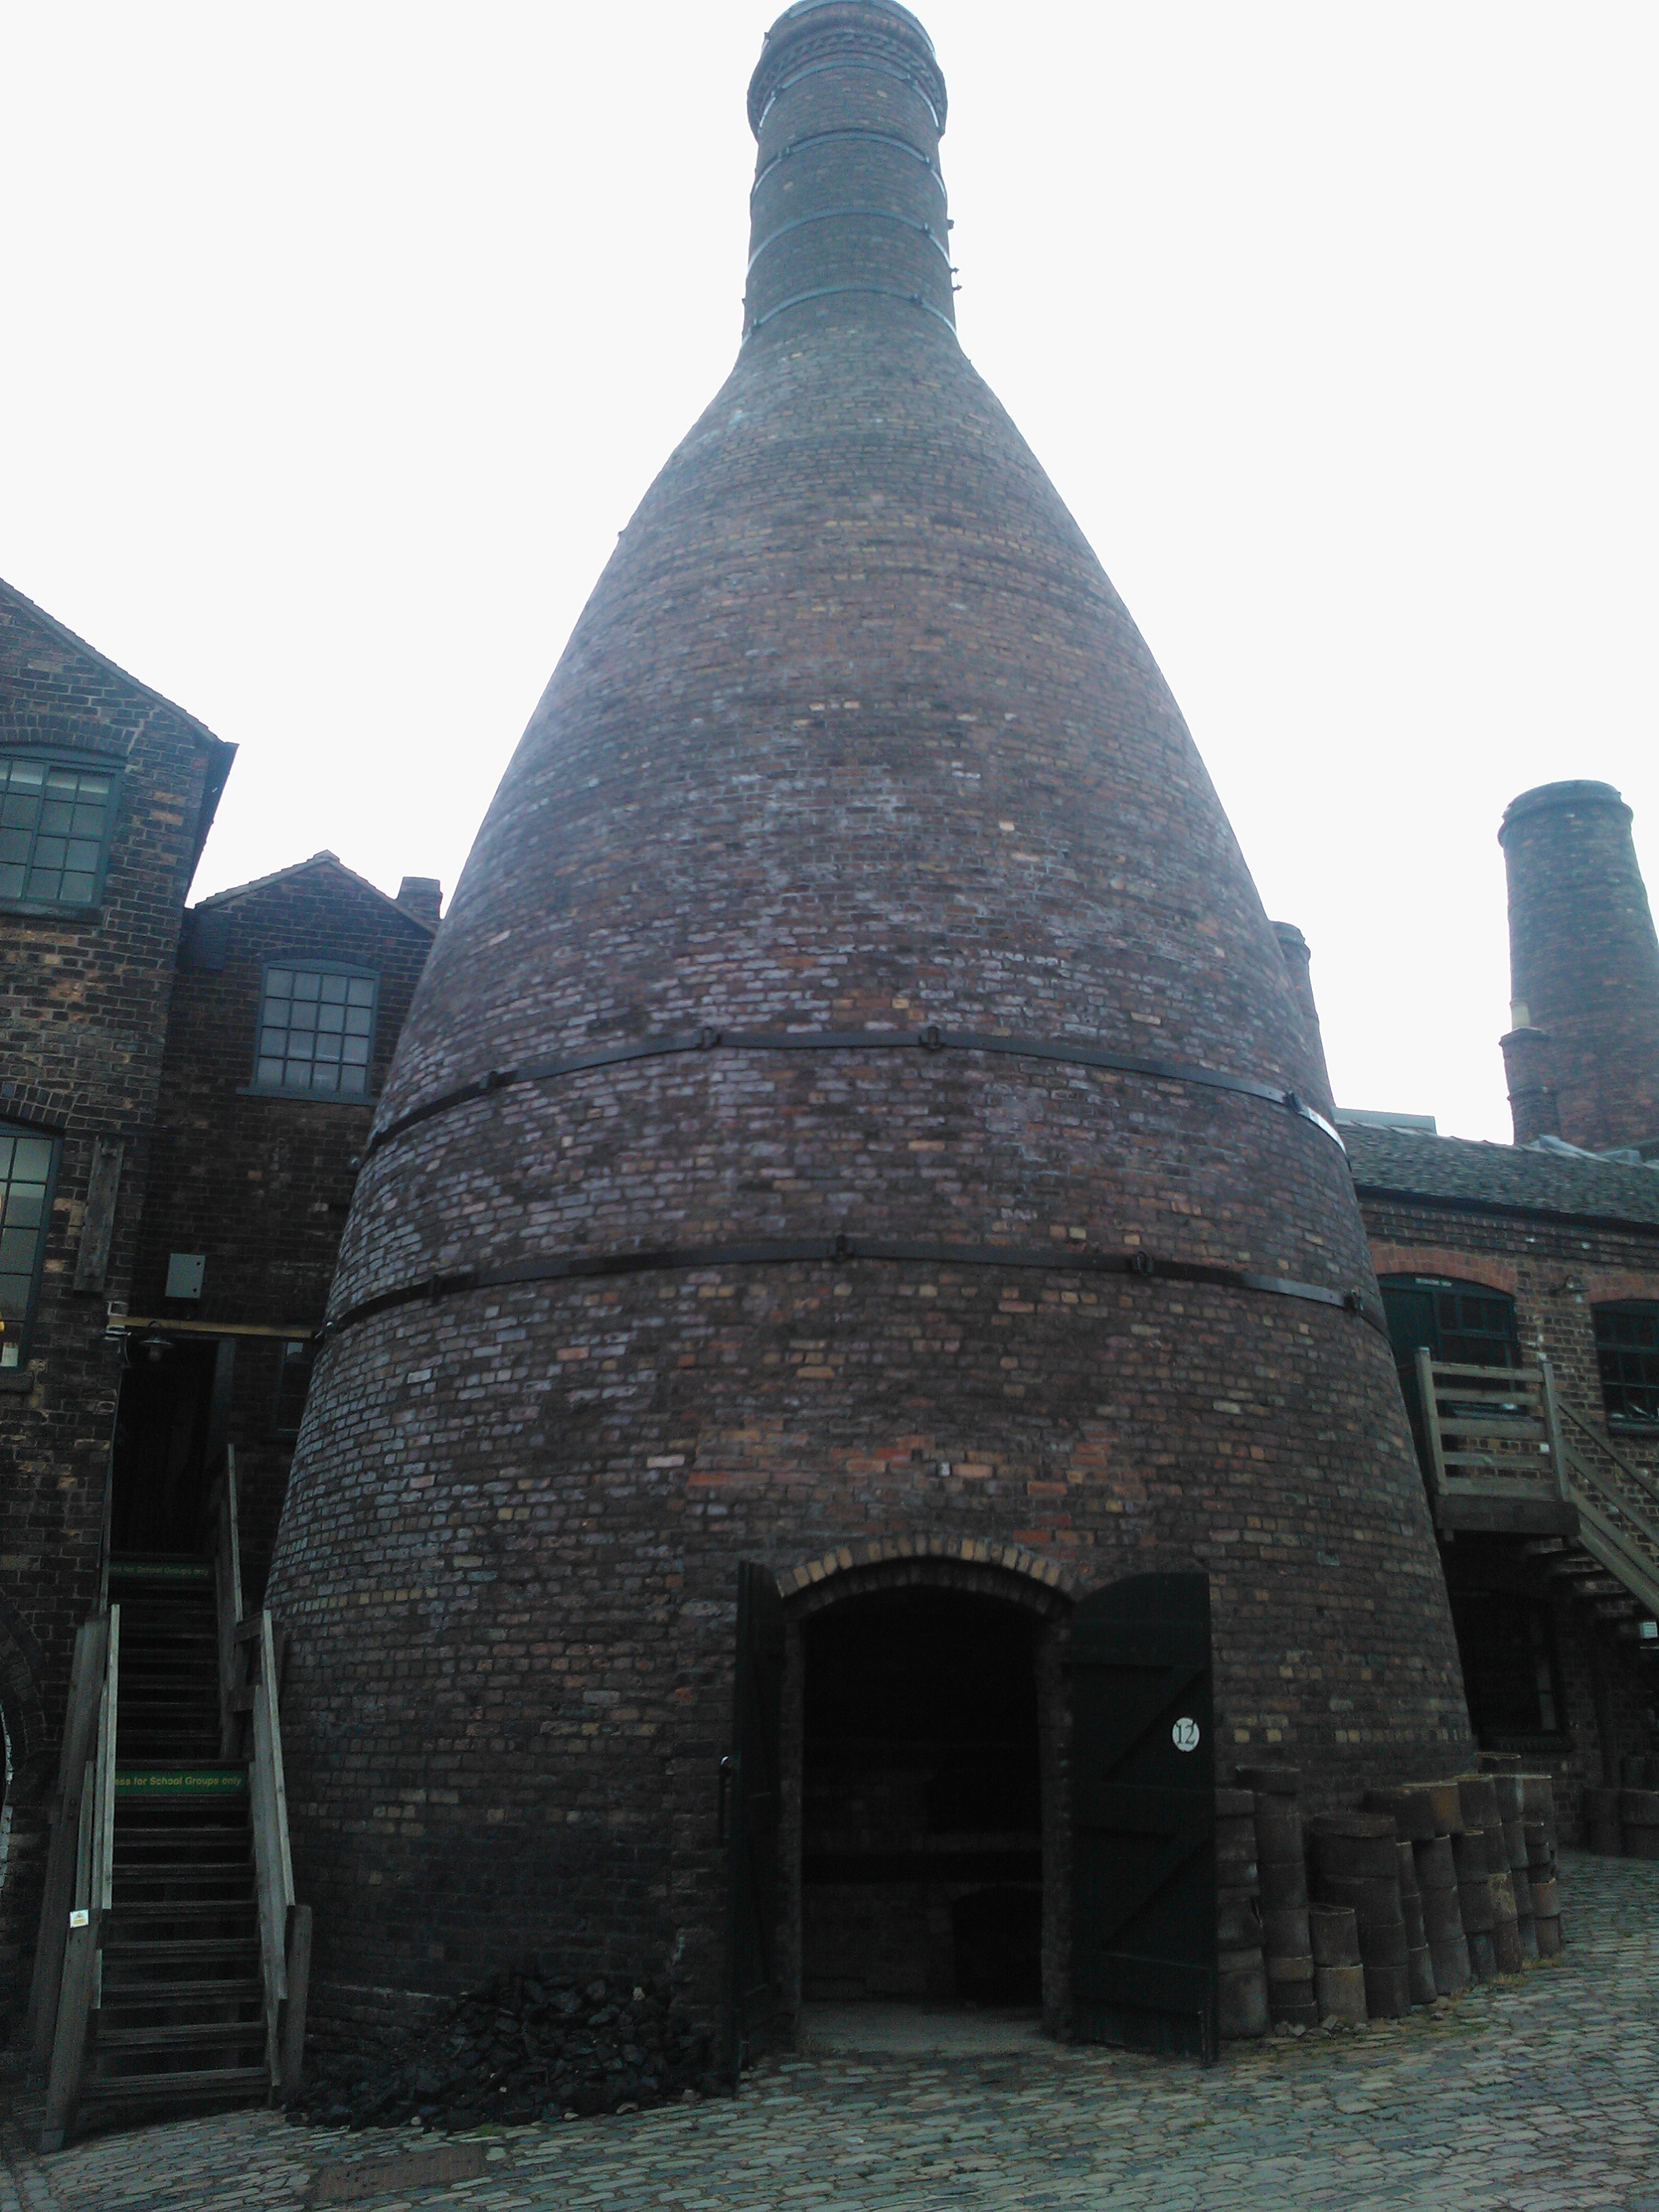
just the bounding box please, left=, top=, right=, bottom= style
left=724, top=1559, right=784, bottom=2085
left=1070, top=1572, right=1216, bottom=2060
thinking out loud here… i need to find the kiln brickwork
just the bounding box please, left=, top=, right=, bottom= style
left=1500, top=780, right=1659, bottom=1153
left=0, top=577, right=233, bottom=2028
left=266, top=0, right=1473, bottom=2039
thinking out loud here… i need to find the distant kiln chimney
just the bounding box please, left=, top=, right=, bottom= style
left=1499, top=781, right=1659, bottom=1153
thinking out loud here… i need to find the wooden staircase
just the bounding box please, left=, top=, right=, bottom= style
left=26, top=1457, right=311, bottom=2148
left=1415, top=1349, right=1659, bottom=1634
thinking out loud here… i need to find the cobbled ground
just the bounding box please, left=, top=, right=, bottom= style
left=3, top=1852, right=1655, bottom=2212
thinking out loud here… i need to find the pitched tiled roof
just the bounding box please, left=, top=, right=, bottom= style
left=1344, top=1122, right=1659, bottom=1232
left=194, top=851, right=436, bottom=934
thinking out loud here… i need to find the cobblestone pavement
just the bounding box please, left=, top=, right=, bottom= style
left=3, top=1852, right=1656, bottom=2212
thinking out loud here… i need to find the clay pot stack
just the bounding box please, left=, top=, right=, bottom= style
left=1309, top=1814, right=1411, bottom=2019
left=1522, top=1773, right=1562, bottom=1958
left=1307, top=1904, right=1366, bottom=2024
left=1364, top=1780, right=1471, bottom=1997
left=1489, top=1771, right=1539, bottom=1961
left=1237, top=1765, right=1317, bottom=2031
left=1456, top=1774, right=1524, bottom=1975
left=1215, top=1786, right=1270, bottom=2040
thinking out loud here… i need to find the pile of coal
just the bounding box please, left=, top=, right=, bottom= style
left=291, top=1969, right=721, bottom=2131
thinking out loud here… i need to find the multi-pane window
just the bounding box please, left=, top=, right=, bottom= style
left=1595, top=1303, right=1659, bottom=1425
left=1380, top=1277, right=1521, bottom=1370
left=0, top=756, right=119, bottom=907
left=0, top=1125, right=58, bottom=1368
left=254, top=965, right=377, bottom=1095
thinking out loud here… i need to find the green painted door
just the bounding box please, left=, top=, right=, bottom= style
left=1071, top=1573, right=1216, bottom=2060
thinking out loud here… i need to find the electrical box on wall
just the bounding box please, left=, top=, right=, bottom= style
left=165, top=1253, right=205, bottom=1301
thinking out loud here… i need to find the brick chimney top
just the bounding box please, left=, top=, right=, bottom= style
left=1499, top=779, right=1629, bottom=844
left=745, top=1, right=953, bottom=342
left=396, top=876, right=442, bottom=928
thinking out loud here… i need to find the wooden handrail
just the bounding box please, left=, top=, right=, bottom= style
left=27, top=1617, right=108, bottom=2069
left=211, top=1446, right=245, bottom=1759
left=40, top=1607, right=118, bottom=2152
left=244, top=1610, right=298, bottom=2089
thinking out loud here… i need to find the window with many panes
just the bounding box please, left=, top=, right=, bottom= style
left=1595, top=1303, right=1659, bottom=1425
left=0, top=1124, right=58, bottom=1368
left=253, top=964, right=377, bottom=1095
left=0, top=755, right=120, bottom=909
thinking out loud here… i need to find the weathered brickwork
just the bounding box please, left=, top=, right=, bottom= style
left=1348, top=1120, right=1659, bottom=1822
left=131, top=858, right=434, bottom=1591
left=0, top=577, right=232, bottom=2030
left=267, top=1, right=1474, bottom=2035
left=1500, top=780, right=1659, bottom=1151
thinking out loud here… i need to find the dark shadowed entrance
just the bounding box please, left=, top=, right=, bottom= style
left=799, top=1588, right=1044, bottom=2008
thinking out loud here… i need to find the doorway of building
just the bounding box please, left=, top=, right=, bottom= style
left=799, top=1586, right=1044, bottom=2009
left=109, top=1336, right=231, bottom=1557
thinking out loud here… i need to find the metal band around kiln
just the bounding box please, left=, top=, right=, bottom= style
left=320, top=1237, right=1385, bottom=1345
left=747, top=208, right=954, bottom=275
left=365, top=1025, right=1345, bottom=1160
left=752, top=129, right=945, bottom=196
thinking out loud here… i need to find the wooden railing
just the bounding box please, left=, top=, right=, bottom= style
left=209, top=1446, right=245, bottom=1759
left=1415, top=1349, right=1659, bottom=1619
left=36, top=1607, right=118, bottom=2152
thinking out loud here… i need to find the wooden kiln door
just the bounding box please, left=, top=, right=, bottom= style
left=1070, top=1571, right=1217, bottom=2060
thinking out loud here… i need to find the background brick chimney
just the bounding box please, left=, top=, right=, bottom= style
left=1499, top=780, right=1659, bottom=1152
left=396, top=875, right=442, bottom=928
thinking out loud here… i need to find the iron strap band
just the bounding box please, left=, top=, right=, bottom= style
left=747, top=284, right=957, bottom=335
left=757, top=58, right=944, bottom=134
left=752, top=129, right=945, bottom=196
left=321, top=1236, right=1385, bottom=1345
left=367, top=1026, right=1345, bottom=1160
left=747, top=207, right=954, bottom=276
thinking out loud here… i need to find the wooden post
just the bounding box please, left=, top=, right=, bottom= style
left=279, top=1903, right=313, bottom=2102
left=71, top=1137, right=124, bottom=1293
left=1415, top=1348, right=1448, bottom=1512
left=1539, top=1355, right=1572, bottom=1504
left=213, top=1448, right=245, bottom=1757
left=39, top=1908, right=100, bottom=2152
left=247, top=1611, right=295, bottom=2084
left=27, top=1618, right=107, bottom=2070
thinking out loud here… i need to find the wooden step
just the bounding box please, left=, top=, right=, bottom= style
left=97, top=2020, right=265, bottom=2054
left=103, top=1904, right=259, bottom=1932
left=101, top=1936, right=260, bottom=1966
left=79, top=2065, right=269, bottom=2106
left=99, top=1978, right=264, bottom=2009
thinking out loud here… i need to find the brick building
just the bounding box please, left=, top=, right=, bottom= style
left=0, top=578, right=436, bottom=2039
left=119, top=854, right=438, bottom=1601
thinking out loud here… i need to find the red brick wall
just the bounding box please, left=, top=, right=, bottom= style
left=132, top=864, right=434, bottom=1591
left=0, top=581, right=226, bottom=2034
left=1364, top=1195, right=1659, bottom=1810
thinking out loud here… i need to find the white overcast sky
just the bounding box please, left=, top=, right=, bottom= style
left=3, top=3, right=1654, bottom=1144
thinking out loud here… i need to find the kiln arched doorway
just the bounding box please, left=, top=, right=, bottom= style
left=775, top=1560, right=1071, bottom=2050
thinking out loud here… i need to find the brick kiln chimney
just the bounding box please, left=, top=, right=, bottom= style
left=1499, top=780, right=1659, bottom=1153
left=268, top=0, right=1469, bottom=2032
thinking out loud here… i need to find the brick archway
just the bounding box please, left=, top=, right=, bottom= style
left=776, top=1533, right=1078, bottom=1618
